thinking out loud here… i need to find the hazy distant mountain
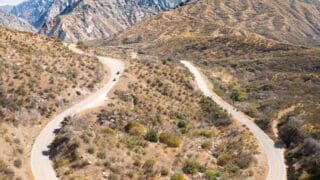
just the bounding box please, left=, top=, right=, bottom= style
left=0, top=9, right=35, bottom=32
left=39, top=0, right=188, bottom=41
left=0, top=5, right=13, bottom=12
left=11, top=0, right=53, bottom=30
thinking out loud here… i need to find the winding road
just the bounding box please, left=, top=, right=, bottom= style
left=181, top=61, right=287, bottom=180
left=30, top=45, right=124, bottom=180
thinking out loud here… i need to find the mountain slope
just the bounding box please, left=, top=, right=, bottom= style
left=39, top=0, right=188, bottom=41
left=0, top=27, right=104, bottom=179
left=11, top=0, right=53, bottom=30
left=108, top=0, right=320, bottom=46
left=0, top=10, right=35, bottom=32
left=92, top=0, right=320, bottom=179
left=0, top=5, right=13, bottom=12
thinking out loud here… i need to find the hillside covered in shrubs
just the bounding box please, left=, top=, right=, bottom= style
left=49, top=58, right=263, bottom=179
left=0, top=28, right=105, bottom=179
left=88, top=0, right=320, bottom=178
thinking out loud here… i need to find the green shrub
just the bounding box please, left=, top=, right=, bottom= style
left=125, top=121, right=146, bottom=136
left=228, top=165, right=240, bottom=173
left=199, top=130, right=217, bottom=138
left=121, top=136, right=148, bottom=149
left=200, top=97, right=231, bottom=126
left=246, top=103, right=258, bottom=117
left=145, top=130, right=158, bottom=142
left=205, top=169, right=220, bottom=180
left=171, top=173, right=184, bottom=180
left=159, top=133, right=181, bottom=147
left=177, top=120, right=188, bottom=128
left=230, top=87, right=248, bottom=102
left=182, top=160, right=205, bottom=174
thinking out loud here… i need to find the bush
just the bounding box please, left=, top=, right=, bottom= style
left=87, top=147, right=95, bottom=154
left=201, top=141, right=213, bottom=150
left=230, top=87, right=248, bottom=102
left=246, top=103, right=258, bottom=117
left=199, top=130, right=217, bottom=138
left=159, top=133, right=181, bottom=148
left=121, top=136, right=148, bottom=149
left=171, top=173, right=184, bottom=180
left=255, top=116, right=270, bottom=130
left=235, top=153, right=253, bottom=169
left=177, top=120, right=188, bottom=128
left=182, top=161, right=205, bottom=174
left=133, top=160, right=141, bottom=167
left=13, top=159, right=22, bottom=168
left=143, top=159, right=156, bottom=173
left=101, top=127, right=116, bottom=135
left=200, top=97, right=231, bottom=126
left=218, top=153, right=232, bottom=166
left=125, top=121, right=146, bottom=136
left=205, top=169, right=220, bottom=180
left=228, top=165, right=240, bottom=173
left=145, top=130, right=158, bottom=142
left=160, top=167, right=170, bottom=176
left=97, top=152, right=106, bottom=159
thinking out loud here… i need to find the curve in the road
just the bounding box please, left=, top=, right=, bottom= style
left=30, top=45, right=124, bottom=180
left=181, top=61, right=287, bottom=180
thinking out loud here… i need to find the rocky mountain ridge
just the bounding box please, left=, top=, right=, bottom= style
left=11, top=0, right=54, bottom=30
left=10, top=0, right=188, bottom=41
left=0, top=9, right=35, bottom=32
left=40, top=0, right=189, bottom=41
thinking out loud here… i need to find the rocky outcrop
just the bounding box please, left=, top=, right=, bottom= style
left=8, top=0, right=188, bottom=41
left=39, top=0, right=188, bottom=41
left=11, top=0, right=53, bottom=30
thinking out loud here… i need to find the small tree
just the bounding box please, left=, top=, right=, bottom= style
left=145, top=130, right=158, bottom=142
